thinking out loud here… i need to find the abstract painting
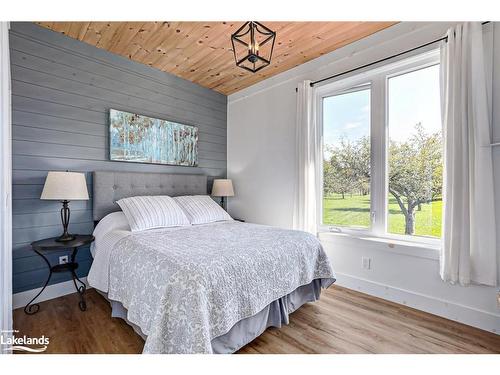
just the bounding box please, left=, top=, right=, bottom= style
left=109, top=109, right=198, bottom=167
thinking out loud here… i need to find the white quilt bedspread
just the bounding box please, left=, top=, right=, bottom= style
left=88, top=218, right=335, bottom=354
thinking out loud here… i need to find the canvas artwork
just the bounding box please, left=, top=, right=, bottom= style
left=109, top=109, right=198, bottom=167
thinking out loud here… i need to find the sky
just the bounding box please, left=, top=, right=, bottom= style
left=323, top=64, right=441, bottom=153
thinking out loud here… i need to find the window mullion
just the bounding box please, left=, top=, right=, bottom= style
left=370, top=75, right=387, bottom=236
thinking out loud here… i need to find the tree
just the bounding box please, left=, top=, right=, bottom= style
left=323, top=161, right=336, bottom=196
left=388, top=123, right=442, bottom=235
left=352, top=136, right=370, bottom=195
left=323, top=138, right=367, bottom=199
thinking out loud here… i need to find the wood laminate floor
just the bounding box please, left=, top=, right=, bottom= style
left=13, top=285, right=500, bottom=354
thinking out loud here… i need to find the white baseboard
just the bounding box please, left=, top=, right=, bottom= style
left=334, top=272, right=500, bottom=335
left=13, top=278, right=90, bottom=310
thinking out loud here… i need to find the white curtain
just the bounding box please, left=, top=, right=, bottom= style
left=440, top=22, right=497, bottom=286
left=292, top=80, right=320, bottom=234
left=0, top=22, right=12, bottom=352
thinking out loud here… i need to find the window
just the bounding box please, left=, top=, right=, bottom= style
left=322, top=86, right=371, bottom=229
left=387, top=65, right=442, bottom=237
left=318, top=50, right=442, bottom=243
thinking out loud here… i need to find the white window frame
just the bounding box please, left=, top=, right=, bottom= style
left=316, top=49, right=441, bottom=247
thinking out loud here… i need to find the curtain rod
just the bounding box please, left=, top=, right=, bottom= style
left=295, top=21, right=491, bottom=91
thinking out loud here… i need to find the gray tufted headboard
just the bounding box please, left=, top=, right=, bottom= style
left=93, top=171, right=208, bottom=221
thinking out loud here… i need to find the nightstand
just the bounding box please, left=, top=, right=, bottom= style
left=25, top=234, right=95, bottom=315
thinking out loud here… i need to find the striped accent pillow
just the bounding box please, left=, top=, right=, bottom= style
left=116, top=196, right=190, bottom=232
left=173, top=195, right=233, bottom=225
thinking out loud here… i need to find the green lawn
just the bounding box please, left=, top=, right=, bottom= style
left=323, top=194, right=442, bottom=237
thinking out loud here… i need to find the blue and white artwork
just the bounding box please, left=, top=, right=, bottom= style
left=109, top=109, right=198, bottom=167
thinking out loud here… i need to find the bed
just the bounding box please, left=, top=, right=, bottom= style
left=87, top=171, right=336, bottom=354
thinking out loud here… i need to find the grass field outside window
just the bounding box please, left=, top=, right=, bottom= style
left=323, top=194, right=442, bottom=238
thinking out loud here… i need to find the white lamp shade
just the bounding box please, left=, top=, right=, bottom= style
left=40, top=171, right=89, bottom=201
left=212, top=179, right=234, bottom=197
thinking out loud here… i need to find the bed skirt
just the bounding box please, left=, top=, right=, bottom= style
left=99, top=277, right=335, bottom=354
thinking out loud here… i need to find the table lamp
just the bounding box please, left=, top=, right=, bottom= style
left=211, top=179, right=234, bottom=211
left=40, top=171, right=89, bottom=242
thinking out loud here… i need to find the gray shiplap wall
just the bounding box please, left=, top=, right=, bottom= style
left=10, top=22, right=227, bottom=293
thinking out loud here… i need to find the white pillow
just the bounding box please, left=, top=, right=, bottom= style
left=116, top=195, right=190, bottom=232
left=173, top=195, right=233, bottom=225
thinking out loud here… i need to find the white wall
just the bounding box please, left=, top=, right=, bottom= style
left=228, top=22, right=500, bottom=334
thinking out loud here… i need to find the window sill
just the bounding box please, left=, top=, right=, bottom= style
left=318, top=231, right=440, bottom=260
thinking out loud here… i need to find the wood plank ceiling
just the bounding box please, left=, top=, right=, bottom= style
left=36, top=22, right=396, bottom=95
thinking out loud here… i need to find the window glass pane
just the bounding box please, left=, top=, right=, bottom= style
left=387, top=65, right=442, bottom=237
left=322, top=87, right=371, bottom=228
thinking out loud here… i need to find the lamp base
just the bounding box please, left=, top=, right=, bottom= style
left=55, top=200, right=74, bottom=242
left=55, top=233, right=75, bottom=242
